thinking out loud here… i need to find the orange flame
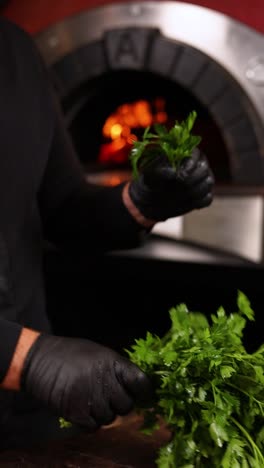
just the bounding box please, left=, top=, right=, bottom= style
left=98, top=98, right=168, bottom=164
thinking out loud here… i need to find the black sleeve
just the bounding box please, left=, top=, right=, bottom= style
left=38, top=93, right=147, bottom=252
left=0, top=318, right=22, bottom=382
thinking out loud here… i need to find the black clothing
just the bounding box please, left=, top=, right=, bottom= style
left=0, top=18, right=143, bottom=442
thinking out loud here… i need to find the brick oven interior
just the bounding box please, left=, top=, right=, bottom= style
left=66, top=70, right=230, bottom=182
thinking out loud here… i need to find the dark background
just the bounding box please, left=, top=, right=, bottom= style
left=44, top=245, right=264, bottom=355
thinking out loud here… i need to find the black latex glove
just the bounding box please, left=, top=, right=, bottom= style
left=21, top=334, right=153, bottom=430
left=129, top=148, right=214, bottom=222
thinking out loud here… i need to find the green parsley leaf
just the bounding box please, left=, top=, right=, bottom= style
left=129, top=110, right=202, bottom=179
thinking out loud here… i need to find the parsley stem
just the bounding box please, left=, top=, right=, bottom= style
left=227, top=382, right=264, bottom=416
left=211, top=383, right=217, bottom=405
left=230, top=417, right=264, bottom=465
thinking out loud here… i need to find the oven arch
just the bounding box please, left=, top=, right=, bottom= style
left=34, top=1, right=264, bottom=185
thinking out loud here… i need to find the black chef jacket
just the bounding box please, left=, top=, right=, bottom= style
left=0, top=18, right=143, bottom=445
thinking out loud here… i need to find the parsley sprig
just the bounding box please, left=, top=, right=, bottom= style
left=129, top=110, right=201, bottom=179
left=126, top=291, right=264, bottom=467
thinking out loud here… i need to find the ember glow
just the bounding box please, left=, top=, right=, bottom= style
left=98, top=98, right=168, bottom=164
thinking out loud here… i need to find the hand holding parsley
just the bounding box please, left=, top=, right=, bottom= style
left=21, top=336, right=153, bottom=430
left=127, top=111, right=214, bottom=223
left=127, top=291, right=264, bottom=467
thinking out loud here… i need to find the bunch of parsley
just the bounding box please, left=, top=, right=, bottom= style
left=126, top=291, right=264, bottom=467
left=129, top=110, right=201, bottom=179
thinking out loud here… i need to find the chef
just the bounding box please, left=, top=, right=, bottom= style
left=0, top=17, right=214, bottom=449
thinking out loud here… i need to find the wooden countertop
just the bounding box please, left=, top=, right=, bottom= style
left=0, top=414, right=171, bottom=467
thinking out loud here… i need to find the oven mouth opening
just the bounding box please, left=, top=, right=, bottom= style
left=65, top=70, right=231, bottom=185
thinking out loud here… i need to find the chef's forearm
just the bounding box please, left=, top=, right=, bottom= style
left=0, top=327, right=40, bottom=391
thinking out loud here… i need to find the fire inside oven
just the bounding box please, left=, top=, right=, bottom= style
left=66, top=70, right=230, bottom=185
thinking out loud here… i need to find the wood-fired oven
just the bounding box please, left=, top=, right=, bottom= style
left=33, top=1, right=264, bottom=263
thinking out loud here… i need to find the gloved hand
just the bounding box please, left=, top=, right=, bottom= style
left=21, top=334, right=153, bottom=429
left=128, top=148, right=214, bottom=222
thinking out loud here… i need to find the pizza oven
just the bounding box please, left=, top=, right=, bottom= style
left=34, top=1, right=264, bottom=263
